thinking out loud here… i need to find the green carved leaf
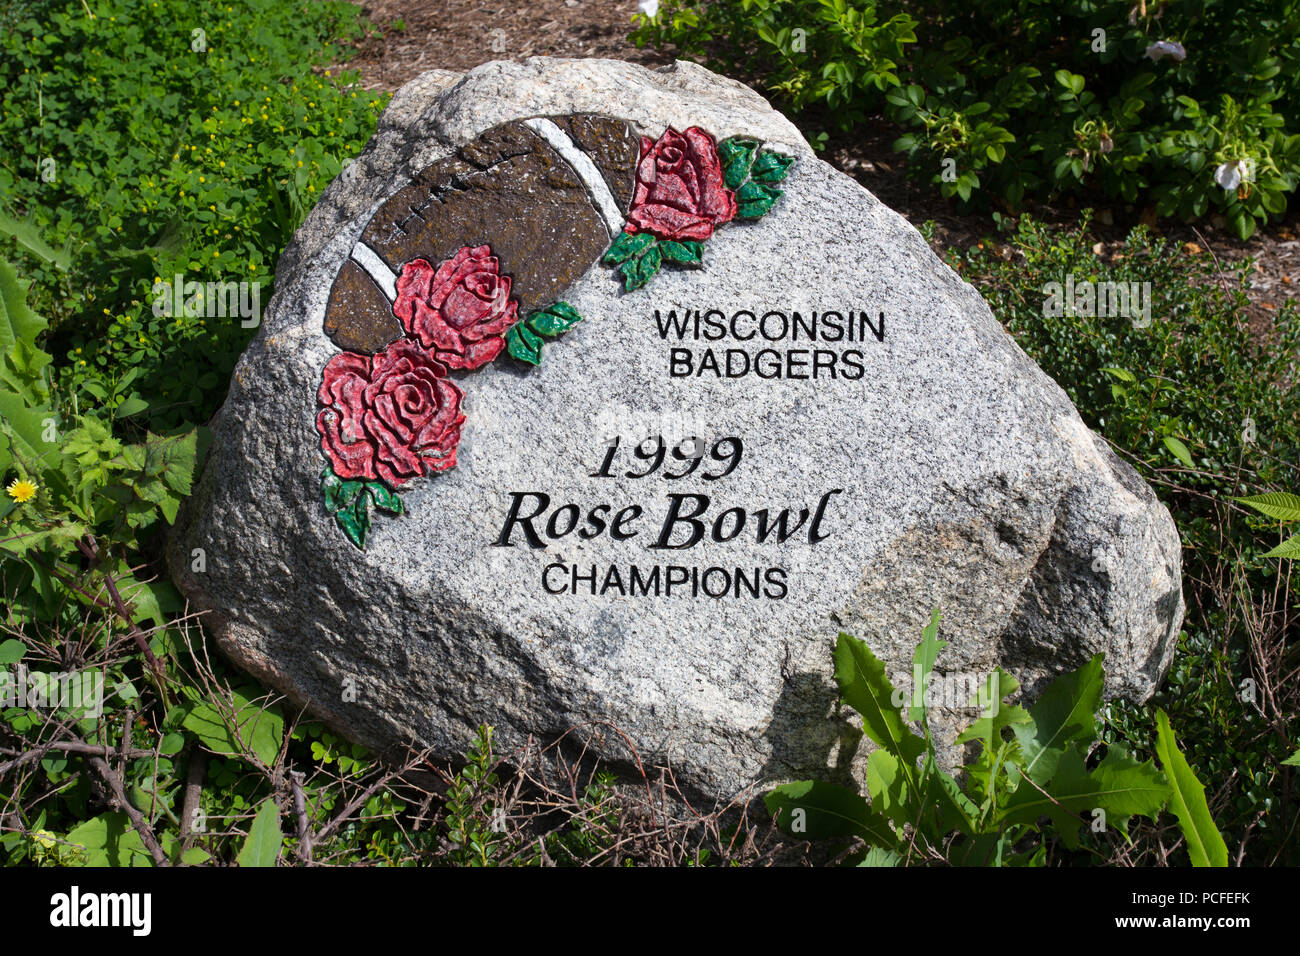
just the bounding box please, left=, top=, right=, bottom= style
left=602, top=231, right=655, bottom=265
left=621, top=243, right=663, bottom=292
left=506, top=328, right=540, bottom=365
left=321, top=468, right=341, bottom=509
left=367, top=481, right=403, bottom=515
left=506, top=323, right=541, bottom=364
left=660, top=240, right=704, bottom=266
left=750, top=149, right=796, bottom=184
left=335, top=493, right=372, bottom=549
left=718, top=136, right=760, bottom=190
left=528, top=301, right=583, bottom=336
left=321, top=467, right=365, bottom=515
left=735, top=181, right=784, bottom=220
left=508, top=301, right=586, bottom=366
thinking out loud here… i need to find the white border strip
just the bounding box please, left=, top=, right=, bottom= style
left=350, top=242, right=399, bottom=302
left=524, top=117, right=625, bottom=238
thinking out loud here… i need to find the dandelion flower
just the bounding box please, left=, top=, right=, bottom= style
left=6, top=478, right=38, bottom=503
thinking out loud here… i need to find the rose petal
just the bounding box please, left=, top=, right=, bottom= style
left=316, top=407, right=377, bottom=481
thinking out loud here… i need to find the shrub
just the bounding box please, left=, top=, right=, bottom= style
left=631, top=0, right=1300, bottom=236
left=951, top=214, right=1300, bottom=863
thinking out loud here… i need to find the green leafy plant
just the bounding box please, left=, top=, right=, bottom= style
left=1, top=260, right=198, bottom=636
left=952, top=216, right=1299, bottom=865
left=632, top=0, right=1300, bottom=236
left=442, top=725, right=505, bottom=867
left=1234, top=492, right=1300, bottom=558
left=0, top=0, right=389, bottom=430
left=766, top=610, right=1227, bottom=865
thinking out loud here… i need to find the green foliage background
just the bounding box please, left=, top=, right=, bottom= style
left=633, top=0, right=1300, bottom=237
left=0, top=0, right=389, bottom=430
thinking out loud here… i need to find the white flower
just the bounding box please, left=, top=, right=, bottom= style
left=638, top=0, right=660, bottom=16
left=1145, top=40, right=1187, bottom=62
left=1214, top=159, right=1249, bottom=191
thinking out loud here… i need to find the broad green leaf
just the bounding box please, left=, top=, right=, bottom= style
left=1163, top=435, right=1194, bottom=468
left=1154, top=709, right=1228, bottom=867
left=865, top=749, right=915, bottom=828
left=1087, top=745, right=1169, bottom=838
left=1261, top=533, right=1300, bottom=559
left=0, top=259, right=52, bottom=387
left=949, top=832, right=1008, bottom=866
left=1235, top=492, right=1300, bottom=523
left=997, top=747, right=1167, bottom=848
left=765, top=779, right=898, bottom=846
left=237, top=798, right=283, bottom=867
left=0, top=215, right=71, bottom=272
left=157, top=430, right=199, bottom=496
left=601, top=231, right=655, bottom=265
left=182, top=688, right=284, bottom=766
left=1012, top=654, right=1104, bottom=784
left=922, top=760, right=979, bottom=836
left=113, top=395, right=149, bottom=419
left=833, top=632, right=925, bottom=766
left=908, top=607, right=945, bottom=725
left=956, top=668, right=1031, bottom=749
left=0, top=638, right=24, bottom=664
left=858, top=847, right=902, bottom=867
left=0, top=389, right=59, bottom=477
left=66, top=813, right=153, bottom=867
left=116, top=575, right=181, bottom=626
left=1283, top=749, right=1300, bottom=767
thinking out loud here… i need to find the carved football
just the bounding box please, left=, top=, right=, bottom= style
left=322, top=114, right=641, bottom=354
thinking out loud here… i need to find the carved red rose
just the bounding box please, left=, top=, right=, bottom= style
left=624, top=127, right=738, bottom=242
left=316, top=338, right=466, bottom=487
left=393, top=245, right=520, bottom=370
